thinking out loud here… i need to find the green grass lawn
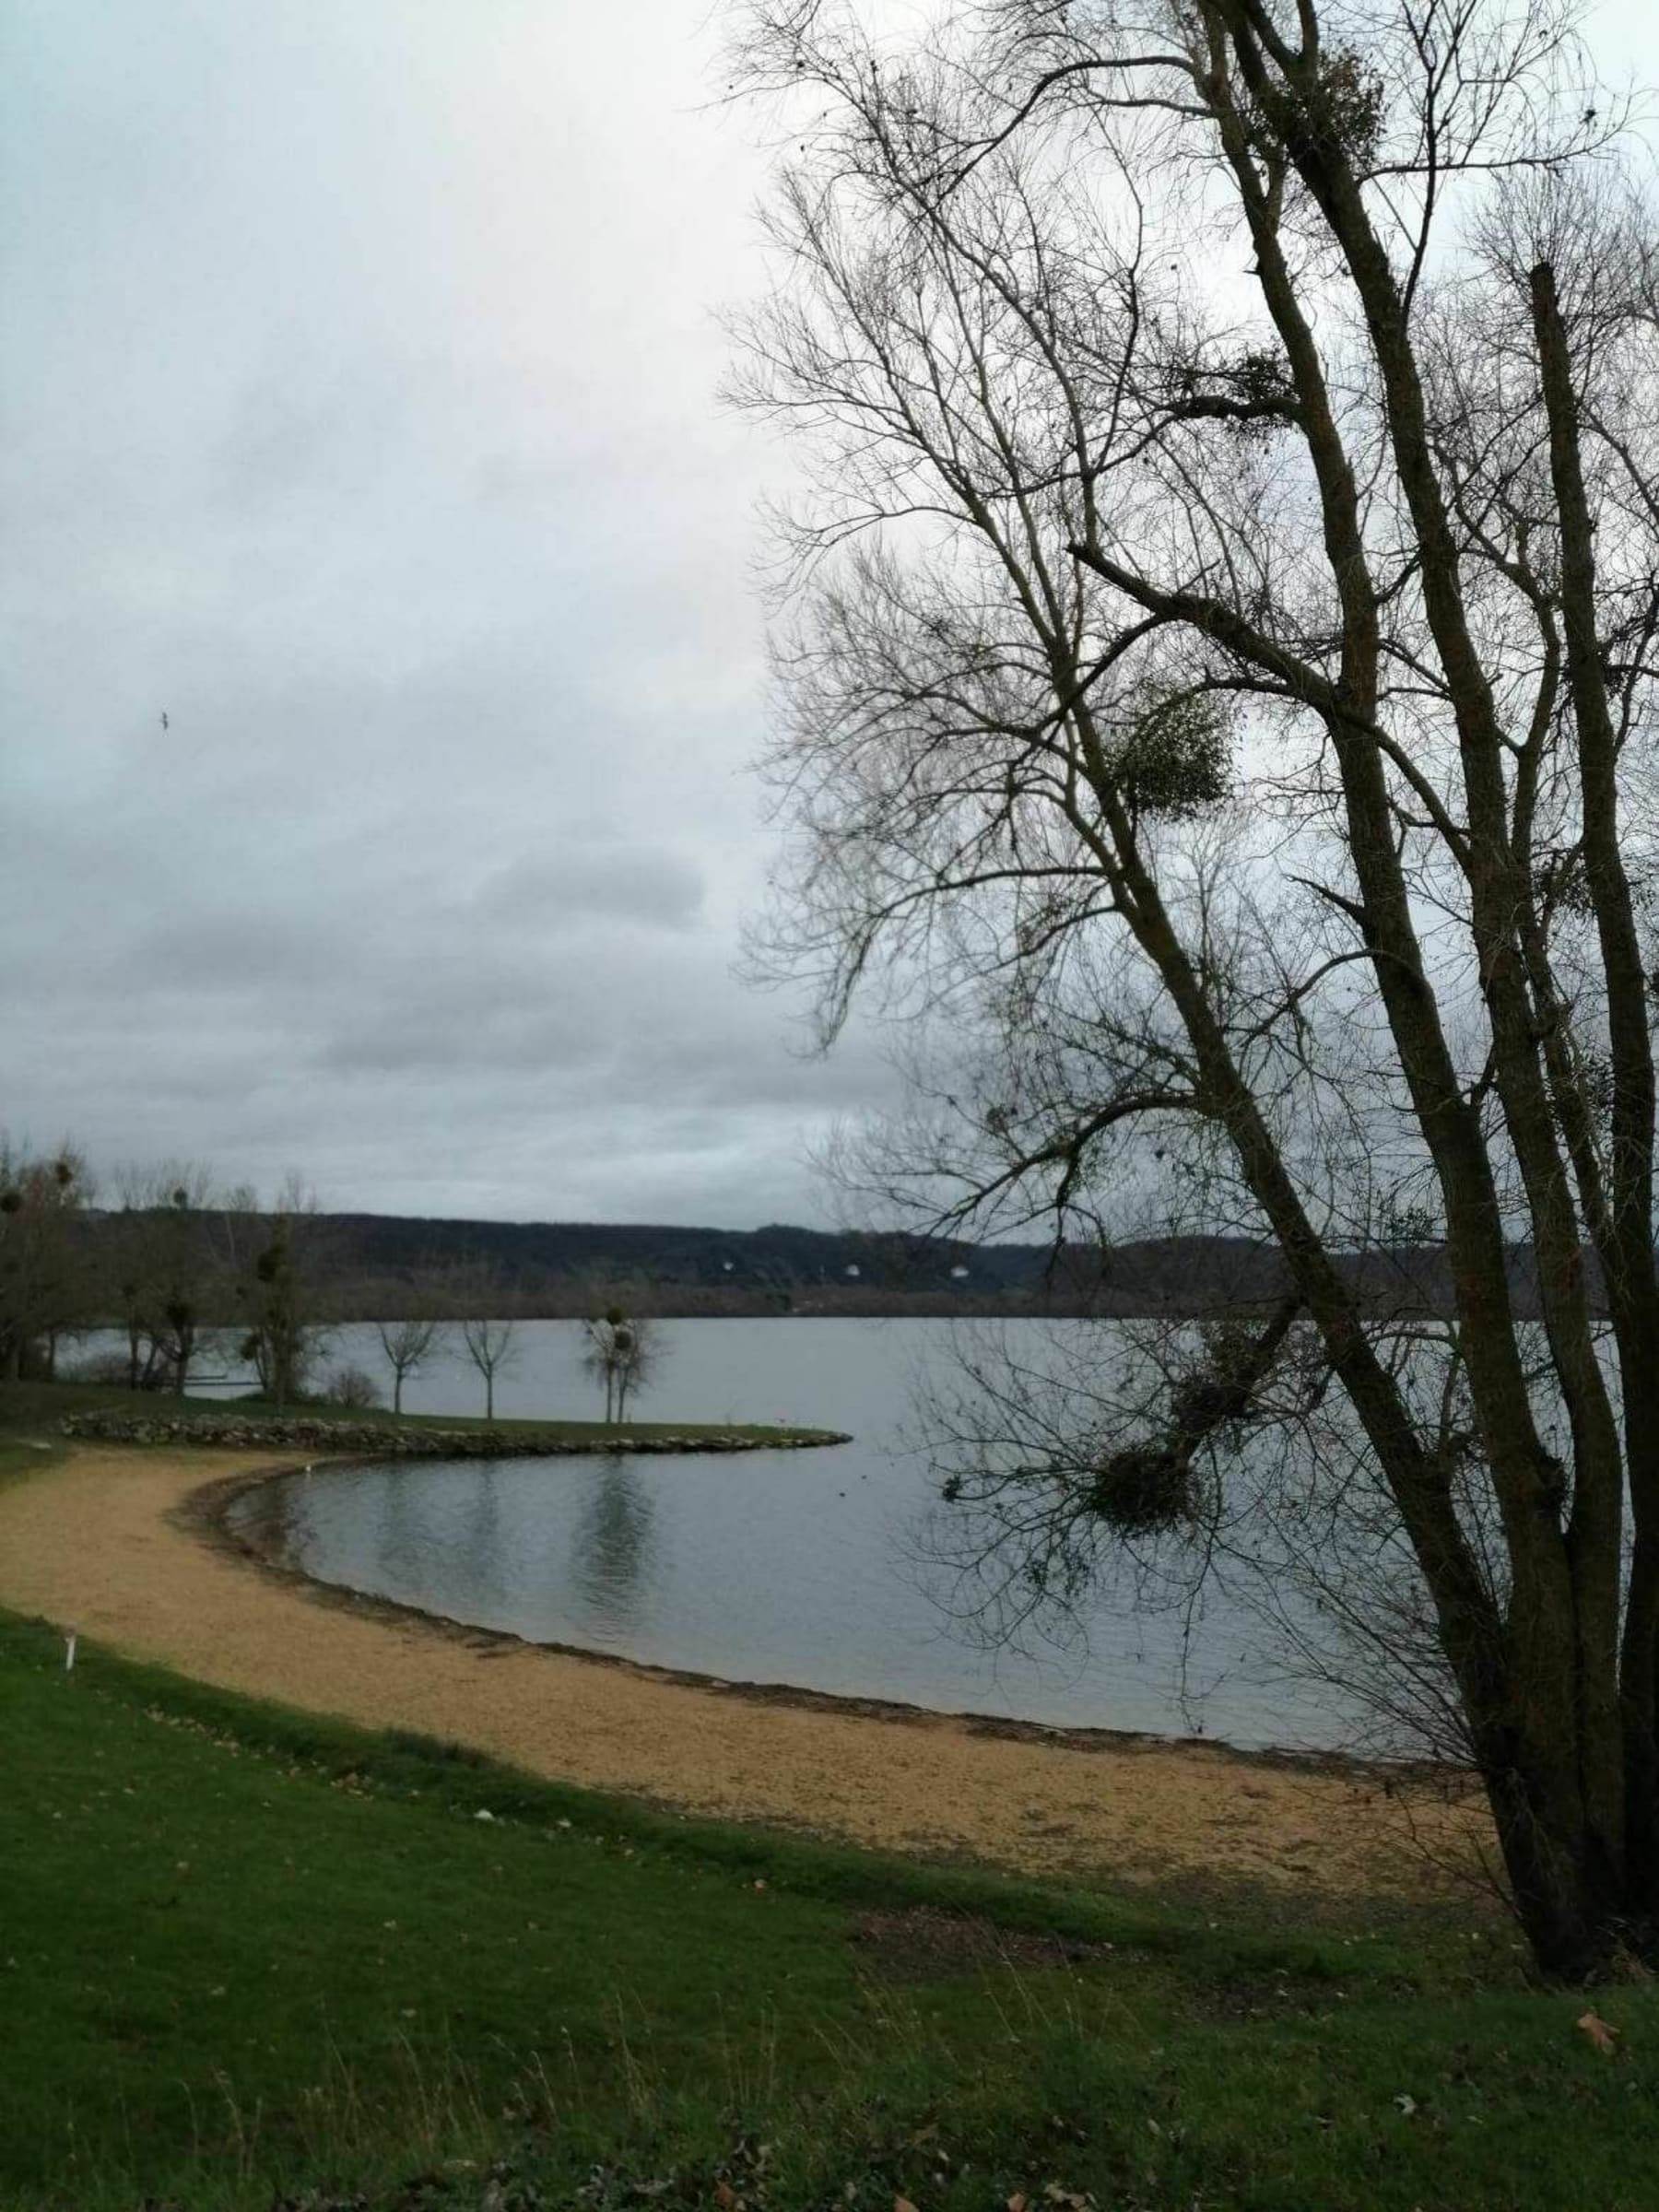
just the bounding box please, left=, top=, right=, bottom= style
left=3, top=1583, right=1656, bottom=2212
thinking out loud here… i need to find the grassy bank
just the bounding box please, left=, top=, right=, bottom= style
left=1, top=1377, right=835, bottom=1447
left=3, top=1585, right=1655, bottom=2212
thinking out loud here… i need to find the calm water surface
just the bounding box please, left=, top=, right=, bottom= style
left=219, top=1318, right=1352, bottom=1750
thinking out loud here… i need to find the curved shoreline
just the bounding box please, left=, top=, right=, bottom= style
left=0, top=1442, right=1489, bottom=1896
left=59, top=1413, right=852, bottom=1455
left=202, top=1459, right=1450, bottom=1782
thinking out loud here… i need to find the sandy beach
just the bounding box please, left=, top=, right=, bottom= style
left=0, top=1443, right=1489, bottom=1898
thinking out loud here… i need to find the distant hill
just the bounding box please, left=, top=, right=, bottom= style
left=77, top=1206, right=1588, bottom=1322
left=310, top=1212, right=1041, bottom=1316
left=274, top=1213, right=1585, bottom=1322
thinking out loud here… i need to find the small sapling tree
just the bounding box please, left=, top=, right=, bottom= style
left=374, top=1310, right=445, bottom=1416
left=581, top=1308, right=660, bottom=1425
left=460, top=1314, right=518, bottom=1421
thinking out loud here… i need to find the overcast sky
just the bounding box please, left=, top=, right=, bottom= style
left=3, top=1, right=1652, bottom=1226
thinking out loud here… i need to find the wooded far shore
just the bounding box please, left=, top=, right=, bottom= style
left=71, top=1208, right=1601, bottom=1324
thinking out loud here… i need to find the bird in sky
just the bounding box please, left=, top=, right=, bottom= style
left=159, top=711, right=169, bottom=732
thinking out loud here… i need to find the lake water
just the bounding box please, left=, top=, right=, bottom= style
left=210, top=1317, right=1358, bottom=1751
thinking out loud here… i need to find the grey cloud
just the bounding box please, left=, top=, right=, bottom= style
left=0, top=0, right=920, bottom=1224
left=209, top=374, right=406, bottom=514
left=123, top=912, right=344, bottom=990
left=475, top=849, right=706, bottom=934
left=319, top=1004, right=605, bottom=1078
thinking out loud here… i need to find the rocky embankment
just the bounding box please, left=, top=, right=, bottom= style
left=58, top=1412, right=851, bottom=1455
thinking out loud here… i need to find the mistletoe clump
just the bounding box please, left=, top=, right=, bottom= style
left=1086, top=1441, right=1202, bottom=1535
left=1112, top=690, right=1230, bottom=818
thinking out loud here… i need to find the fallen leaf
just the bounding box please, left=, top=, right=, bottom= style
left=1577, top=2009, right=1620, bottom=2056
left=1393, top=2093, right=1418, bottom=2116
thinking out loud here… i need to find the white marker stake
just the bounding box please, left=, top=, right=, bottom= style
left=64, top=1632, right=76, bottom=1673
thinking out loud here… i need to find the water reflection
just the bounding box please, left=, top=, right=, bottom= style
left=220, top=1319, right=1362, bottom=1746
left=377, top=1462, right=441, bottom=1596
left=570, top=1453, right=657, bottom=1632
left=453, top=1464, right=508, bottom=1610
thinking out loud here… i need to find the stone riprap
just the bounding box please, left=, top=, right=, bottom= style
left=58, top=1413, right=851, bottom=1455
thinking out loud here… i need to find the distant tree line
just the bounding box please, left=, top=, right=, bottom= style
left=0, top=1139, right=677, bottom=1422
left=2, top=1138, right=1585, bottom=1404
left=0, top=1147, right=340, bottom=1406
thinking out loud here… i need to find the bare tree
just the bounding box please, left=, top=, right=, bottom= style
left=374, top=1312, right=445, bottom=1416
left=731, top=0, right=1659, bottom=1974
left=459, top=1309, right=519, bottom=1422
left=237, top=1177, right=329, bottom=1410
left=581, top=1308, right=662, bottom=1424
left=107, top=1162, right=219, bottom=1394
left=0, top=1140, right=91, bottom=1382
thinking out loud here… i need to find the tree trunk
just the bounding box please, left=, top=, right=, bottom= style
left=1487, top=1747, right=1644, bottom=1976
left=1530, top=258, right=1659, bottom=1925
